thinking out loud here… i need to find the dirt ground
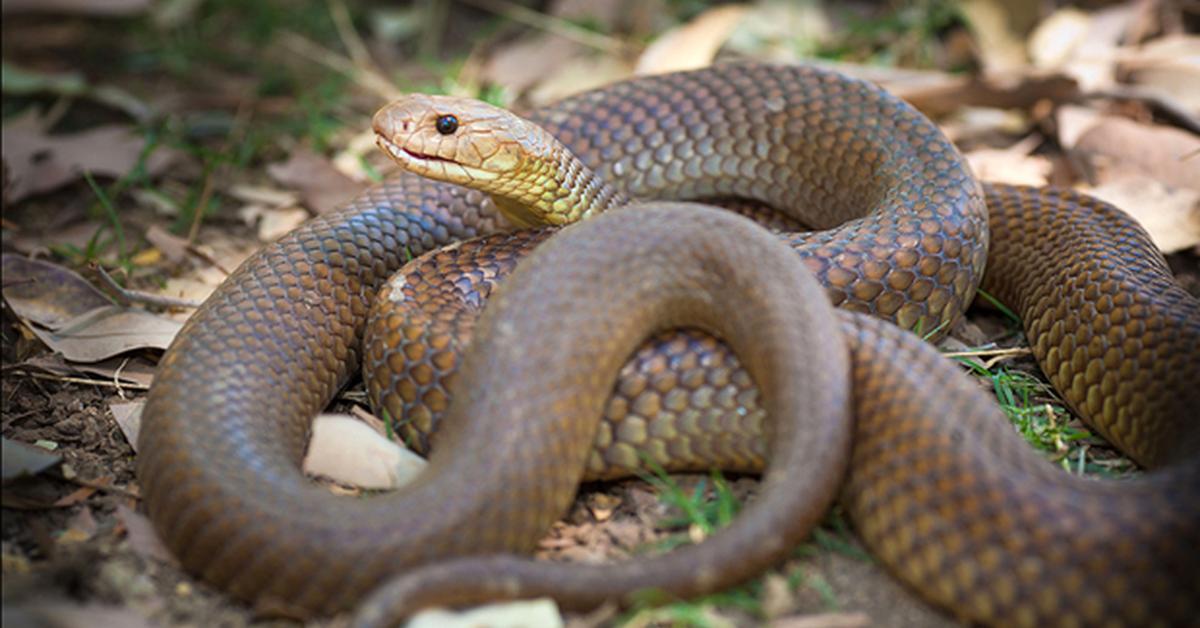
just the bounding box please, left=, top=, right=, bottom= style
left=3, top=1, right=1199, bottom=627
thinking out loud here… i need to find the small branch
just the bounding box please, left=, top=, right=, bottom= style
left=90, top=263, right=203, bottom=309
left=12, top=370, right=151, bottom=392
left=279, top=31, right=402, bottom=101
left=327, top=0, right=373, bottom=69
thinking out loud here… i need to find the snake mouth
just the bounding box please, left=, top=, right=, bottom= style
left=376, top=135, right=497, bottom=182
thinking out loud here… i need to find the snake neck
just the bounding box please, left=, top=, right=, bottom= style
left=491, top=127, right=627, bottom=228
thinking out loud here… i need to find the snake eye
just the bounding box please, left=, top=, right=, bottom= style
left=435, top=114, right=459, bottom=135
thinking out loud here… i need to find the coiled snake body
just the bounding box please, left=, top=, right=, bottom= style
left=137, top=64, right=1200, bottom=625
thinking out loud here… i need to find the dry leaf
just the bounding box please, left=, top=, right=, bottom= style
left=1059, top=105, right=1200, bottom=191
left=769, top=612, right=871, bottom=628
left=1117, top=35, right=1200, bottom=112
left=527, top=55, right=632, bottom=108
left=2, top=254, right=113, bottom=328
left=109, top=401, right=144, bottom=451
left=27, top=306, right=182, bottom=363
left=116, top=503, right=175, bottom=564
left=0, top=602, right=156, bottom=628
left=58, top=506, right=98, bottom=546
left=959, top=0, right=1033, bottom=74
left=635, top=5, right=749, bottom=76
left=20, top=354, right=157, bottom=388
left=1, top=111, right=177, bottom=203
left=408, top=599, right=563, bottom=628
left=1083, top=175, right=1200, bottom=254
left=267, top=148, right=359, bottom=215
left=965, top=138, right=1053, bottom=187
left=143, top=225, right=190, bottom=264
left=302, top=414, right=426, bottom=490
left=1, top=437, right=61, bottom=482
left=1027, top=2, right=1139, bottom=91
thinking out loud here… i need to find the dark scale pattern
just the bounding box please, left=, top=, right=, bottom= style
left=139, top=63, right=1200, bottom=624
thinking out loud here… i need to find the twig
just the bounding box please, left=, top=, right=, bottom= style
left=943, top=346, right=1032, bottom=369
left=90, top=263, right=202, bottom=309
left=13, top=370, right=152, bottom=392
left=456, top=0, right=636, bottom=56
left=279, top=31, right=402, bottom=101
left=327, top=0, right=373, bottom=69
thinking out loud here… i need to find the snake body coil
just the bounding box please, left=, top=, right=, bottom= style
left=137, top=64, right=1200, bottom=625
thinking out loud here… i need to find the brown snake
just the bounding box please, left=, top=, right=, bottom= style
left=136, top=64, right=1200, bottom=626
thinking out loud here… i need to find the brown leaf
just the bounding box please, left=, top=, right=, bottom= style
left=635, top=5, right=749, bottom=76
left=108, top=401, right=144, bottom=452
left=1117, top=35, right=1200, bottom=112
left=1, top=437, right=61, bottom=482
left=964, top=137, right=1053, bottom=187
left=26, top=305, right=182, bottom=363
left=1059, top=105, right=1200, bottom=191
left=2, top=254, right=113, bottom=328
left=115, top=503, right=175, bottom=564
left=0, top=111, right=178, bottom=203
left=266, top=148, right=359, bottom=215
left=20, top=353, right=157, bottom=388
left=769, top=612, right=872, bottom=628
left=143, top=225, right=190, bottom=264
left=1084, top=176, right=1200, bottom=254
left=0, top=603, right=156, bottom=628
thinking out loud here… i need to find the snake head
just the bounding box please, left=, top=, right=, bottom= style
left=372, top=94, right=541, bottom=188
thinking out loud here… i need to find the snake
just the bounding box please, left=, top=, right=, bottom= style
left=135, top=64, right=1200, bottom=626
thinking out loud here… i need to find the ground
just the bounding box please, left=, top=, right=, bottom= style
left=2, top=2, right=1198, bottom=627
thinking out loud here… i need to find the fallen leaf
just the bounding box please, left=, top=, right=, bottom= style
left=58, top=506, right=98, bottom=546
left=115, top=504, right=175, bottom=564
left=302, top=414, right=427, bottom=490
left=723, top=1, right=832, bottom=62
left=108, top=401, right=144, bottom=451
left=2, top=254, right=113, bottom=328
left=1059, top=105, right=1200, bottom=191
left=769, top=611, right=872, bottom=628
left=527, top=55, right=632, bottom=108
left=0, top=602, right=156, bottom=628
left=958, top=0, right=1033, bottom=74
left=635, top=5, right=749, bottom=76
left=19, top=354, right=157, bottom=388
left=26, top=305, right=182, bottom=363
left=1117, top=35, right=1200, bottom=112
left=408, top=599, right=563, bottom=628
left=267, top=149, right=359, bottom=214
left=255, top=207, right=309, bottom=242
left=1, top=111, right=177, bottom=203
left=1083, top=175, right=1200, bottom=254
left=1, top=437, right=61, bottom=482
left=1027, top=2, right=1140, bottom=91
left=143, top=225, right=190, bottom=264
left=965, top=137, right=1053, bottom=187
left=484, top=36, right=586, bottom=99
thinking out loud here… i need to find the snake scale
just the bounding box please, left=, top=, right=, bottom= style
left=136, top=64, right=1200, bottom=626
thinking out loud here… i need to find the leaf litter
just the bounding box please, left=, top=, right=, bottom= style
left=2, top=1, right=1198, bottom=627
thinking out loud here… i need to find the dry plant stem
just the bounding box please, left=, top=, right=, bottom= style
left=279, top=32, right=401, bottom=101
left=90, top=264, right=202, bottom=309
